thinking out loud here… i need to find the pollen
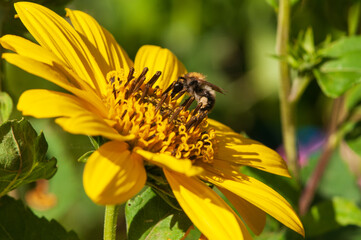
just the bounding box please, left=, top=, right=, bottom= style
left=105, top=68, right=216, bottom=163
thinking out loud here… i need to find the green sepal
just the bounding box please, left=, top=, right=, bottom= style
left=77, top=150, right=94, bottom=163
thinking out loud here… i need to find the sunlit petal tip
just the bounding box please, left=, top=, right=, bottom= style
left=0, top=35, right=13, bottom=49
left=83, top=141, right=146, bottom=205
left=134, top=45, right=187, bottom=90
left=208, top=118, right=291, bottom=178
left=201, top=171, right=304, bottom=237
left=134, top=148, right=203, bottom=177
left=14, top=1, right=113, bottom=96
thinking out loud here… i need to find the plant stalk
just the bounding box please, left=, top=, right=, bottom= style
left=276, top=0, right=299, bottom=179
left=299, top=97, right=345, bottom=215
left=104, top=205, right=120, bottom=240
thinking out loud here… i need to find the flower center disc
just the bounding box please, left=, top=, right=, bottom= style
left=105, top=67, right=215, bottom=163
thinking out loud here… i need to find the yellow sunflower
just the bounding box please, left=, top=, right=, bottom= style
left=1, top=2, right=304, bottom=239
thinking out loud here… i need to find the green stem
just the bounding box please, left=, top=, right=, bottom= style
left=103, top=205, right=120, bottom=240
left=299, top=96, right=345, bottom=215
left=276, top=0, right=299, bottom=180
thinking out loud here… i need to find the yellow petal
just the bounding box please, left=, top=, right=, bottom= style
left=18, top=89, right=104, bottom=118
left=3, top=53, right=108, bottom=117
left=83, top=141, right=146, bottom=205
left=0, top=34, right=63, bottom=65
left=66, top=8, right=133, bottom=74
left=134, top=45, right=187, bottom=90
left=55, top=114, right=134, bottom=142
left=201, top=171, right=305, bottom=237
left=134, top=148, right=203, bottom=177
left=3, top=53, right=73, bottom=91
left=208, top=118, right=291, bottom=177
left=0, top=35, right=96, bottom=96
left=220, top=188, right=266, bottom=235
left=163, top=170, right=247, bottom=240
left=14, top=2, right=107, bottom=96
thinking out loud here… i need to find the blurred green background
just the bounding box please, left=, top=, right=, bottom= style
left=2, top=0, right=361, bottom=239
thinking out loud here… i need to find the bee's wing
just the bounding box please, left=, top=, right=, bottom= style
left=198, top=80, right=225, bottom=94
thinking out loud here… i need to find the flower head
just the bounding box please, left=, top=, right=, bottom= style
left=1, top=2, right=304, bottom=239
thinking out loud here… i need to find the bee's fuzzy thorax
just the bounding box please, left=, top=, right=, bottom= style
left=185, top=72, right=206, bottom=81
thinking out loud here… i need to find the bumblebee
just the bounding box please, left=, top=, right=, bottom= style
left=171, top=72, right=224, bottom=112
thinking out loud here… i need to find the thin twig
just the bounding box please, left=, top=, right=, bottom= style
left=299, top=96, right=345, bottom=215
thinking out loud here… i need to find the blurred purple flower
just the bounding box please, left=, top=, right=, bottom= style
left=277, top=127, right=326, bottom=167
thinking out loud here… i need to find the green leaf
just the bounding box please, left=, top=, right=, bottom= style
left=0, top=195, right=79, bottom=240
left=0, top=92, right=13, bottom=124
left=321, top=36, right=361, bottom=58
left=303, top=197, right=361, bottom=237
left=183, top=226, right=201, bottom=240
left=0, top=119, right=57, bottom=197
left=254, top=229, right=287, bottom=240
left=125, top=187, right=192, bottom=240
left=301, top=150, right=361, bottom=202
left=313, top=51, right=361, bottom=98
left=316, top=37, right=361, bottom=98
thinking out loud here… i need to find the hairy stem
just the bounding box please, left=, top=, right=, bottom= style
left=104, top=205, right=120, bottom=240
left=299, top=97, right=345, bottom=215
left=276, top=0, right=299, bottom=179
